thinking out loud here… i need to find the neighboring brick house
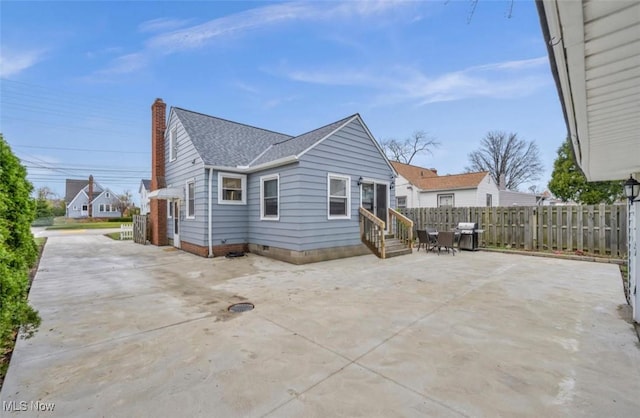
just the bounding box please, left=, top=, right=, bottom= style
left=65, top=176, right=122, bottom=218
left=392, top=161, right=499, bottom=208
left=147, top=99, right=398, bottom=264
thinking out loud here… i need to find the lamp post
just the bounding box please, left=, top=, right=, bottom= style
left=624, top=176, right=640, bottom=203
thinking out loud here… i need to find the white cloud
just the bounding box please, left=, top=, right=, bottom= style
left=138, top=17, right=192, bottom=33
left=94, top=1, right=412, bottom=76
left=0, top=48, right=47, bottom=77
left=92, top=53, right=148, bottom=77
left=276, top=56, right=551, bottom=106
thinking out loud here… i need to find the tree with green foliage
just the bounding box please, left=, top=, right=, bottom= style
left=0, top=135, right=40, bottom=354
left=548, top=137, right=623, bottom=204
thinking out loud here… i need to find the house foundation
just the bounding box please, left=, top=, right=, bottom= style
left=248, top=243, right=370, bottom=265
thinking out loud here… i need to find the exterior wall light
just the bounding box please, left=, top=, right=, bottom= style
left=624, top=176, right=640, bottom=203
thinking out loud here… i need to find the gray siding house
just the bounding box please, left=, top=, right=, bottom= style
left=65, top=177, right=122, bottom=218
left=148, top=99, right=397, bottom=264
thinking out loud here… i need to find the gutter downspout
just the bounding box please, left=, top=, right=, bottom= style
left=208, top=167, right=213, bottom=258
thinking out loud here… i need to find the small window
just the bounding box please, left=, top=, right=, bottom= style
left=99, top=204, right=104, bottom=212
left=168, top=201, right=173, bottom=218
left=396, top=196, right=407, bottom=209
left=486, top=193, right=493, bottom=207
left=81, top=204, right=88, bottom=212
left=328, top=174, right=350, bottom=219
left=169, top=128, right=178, bottom=161
left=106, top=192, right=110, bottom=198
left=186, top=180, right=195, bottom=218
left=261, top=174, right=279, bottom=220
left=437, top=194, right=454, bottom=207
left=218, top=173, right=246, bottom=205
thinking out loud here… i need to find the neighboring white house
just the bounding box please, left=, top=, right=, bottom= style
left=392, top=161, right=499, bottom=208
left=538, top=0, right=640, bottom=322
left=65, top=176, right=122, bottom=218
left=139, top=179, right=151, bottom=214
left=499, top=190, right=540, bottom=206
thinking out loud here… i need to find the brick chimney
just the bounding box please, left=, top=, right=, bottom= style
left=499, top=173, right=507, bottom=190
left=150, top=98, right=168, bottom=246
left=88, top=175, right=94, bottom=218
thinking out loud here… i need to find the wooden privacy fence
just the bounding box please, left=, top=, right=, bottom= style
left=400, top=205, right=628, bottom=257
left=133, top=214, right=148, bottom=244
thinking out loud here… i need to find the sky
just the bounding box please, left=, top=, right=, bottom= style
left=0, top=0, right=568, bottom=204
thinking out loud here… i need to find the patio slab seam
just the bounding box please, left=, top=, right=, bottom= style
left=13, top=312, right=217, bottom=365
left=256, top=270, right=513, bottom=418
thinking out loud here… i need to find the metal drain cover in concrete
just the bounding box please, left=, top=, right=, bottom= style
left=228, top=302, right=254, bottom=313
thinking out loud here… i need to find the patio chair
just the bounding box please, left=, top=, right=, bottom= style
left=426, top=227, right=439, bottom=252
left=416, top=229, right=429, bottom=251
left=436, top=231, right=456, bottom=256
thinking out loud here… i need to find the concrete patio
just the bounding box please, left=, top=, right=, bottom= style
left=1, top=234, right=638, bottom=417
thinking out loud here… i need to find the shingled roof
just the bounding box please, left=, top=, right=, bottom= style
left=173, top=108, right=292, bottom=167
left=172, top=108, right=365, bottom=169
left=412, top=171, right=489, bottom=191
left=391, top=161, right=488, bottom=191
left=391, top=161, right=438, bottom=184
left=64, top=179, right=104, bottom=202
left=249, top=115, right=356, bottom=167
left=65, top=179, right=87, bottom=202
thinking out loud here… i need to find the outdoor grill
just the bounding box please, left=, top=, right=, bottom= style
left=457, top=222, right=483, bottom=251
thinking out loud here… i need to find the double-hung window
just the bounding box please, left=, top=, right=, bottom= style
left=396, top=196, right=407, bottom=209
left=186, top=180, right=195, bottom=218
left=218, top=173, right=246, bottom=205
left=438, top=194, right=454, bottom=207
left=328, top=174, right=351, bottom=219
left=99, top=204, right=105, bottom=212
left=260, top=174, right=279, bottom=220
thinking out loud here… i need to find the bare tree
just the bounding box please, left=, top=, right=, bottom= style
left=380, top=131, right=440, bottom=164
left=466, top=131, right=543, bottom=190
left=112, top=190, right=133, bottom=216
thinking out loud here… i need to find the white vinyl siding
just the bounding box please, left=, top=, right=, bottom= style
left=328, top=173, right=351, bottom=219
left=260, top=174, right=279, bottom=221
left=218, top=172, right=246, bottom=205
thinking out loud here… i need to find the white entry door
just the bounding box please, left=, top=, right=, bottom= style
left=173, top=201, right=181, bottom=249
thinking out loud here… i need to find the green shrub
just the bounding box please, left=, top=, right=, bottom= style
left=0, top=135, right=40, bottom=350
left=107, top=217, right=133, bottom=223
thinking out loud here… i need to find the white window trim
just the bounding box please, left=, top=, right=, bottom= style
left=260, top=174, right=280, bottom=221
left=167, top=200, right=173, bottom=218
left=217, top=172, right=247, bottom=205
left=169, top=128, right=177, bottom=162
left=437, top=193, right=454, bottom=207
left=186, top=179, right=195, bottom=219
left=327, top=173, right=351, bottom=220
left=396, top=196, right=407, bottom=209
left=99, top=204, right=104, bottom=212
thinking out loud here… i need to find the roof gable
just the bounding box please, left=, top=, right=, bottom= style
left=391, top=161, right=438, bottom=185
left=248, top=115, right=356, bottom=167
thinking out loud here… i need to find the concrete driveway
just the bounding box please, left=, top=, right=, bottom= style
left=1, top=235, right=638, bottom=417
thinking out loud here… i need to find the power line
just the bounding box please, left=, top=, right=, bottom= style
left=13, top=144, right=147, bottom=154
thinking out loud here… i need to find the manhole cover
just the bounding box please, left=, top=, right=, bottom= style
left=228, top=302, right=254, bottom=313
